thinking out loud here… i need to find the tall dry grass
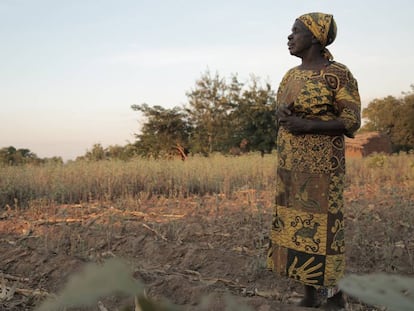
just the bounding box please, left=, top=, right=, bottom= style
left=1, top=152, right=413, bottom=209
left=0, top=153, right=277, bottom=208
left=345, top=152, right=414, bottom=275
left=346, top=152, right=414, bottom=207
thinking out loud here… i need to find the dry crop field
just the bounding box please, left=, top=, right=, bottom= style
left=0, top=153, right=413, bottom=310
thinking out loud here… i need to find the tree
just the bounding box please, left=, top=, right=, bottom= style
left=0, top=146, right=39, bottom=165
left=83, top=143, right=107, bottom=161
left=43, top=156, right=64, bottom=165
left=362, top=86, right=414, bottom=151
left=231, top=76, right=277, bottom=156
left=131, top=104, right=192, bottom=158
left=106, top=144, right=138, bottom=161
left=76, top=143, right=138, bottom=161
left=185, top=70, right=237, bottom=154
left=131, top=71, right=279, bottom=157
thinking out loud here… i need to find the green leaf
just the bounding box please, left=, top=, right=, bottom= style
left=339, top=273, right=414, bottom=311
left=35, top=258, right=144, bottom=311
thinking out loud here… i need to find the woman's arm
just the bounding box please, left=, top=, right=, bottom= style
left=279, top=115, right=347, bottom=136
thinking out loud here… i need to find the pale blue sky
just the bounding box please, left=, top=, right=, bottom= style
left=1, top=0, right=413, bottom=160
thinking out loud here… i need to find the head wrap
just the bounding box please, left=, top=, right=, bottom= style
left=298, top=12, right=337, bottom=60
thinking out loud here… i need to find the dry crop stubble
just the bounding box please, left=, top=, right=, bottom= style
left=0, top=153, right=413, bottom=310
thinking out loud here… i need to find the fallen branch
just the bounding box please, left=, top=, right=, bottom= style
left=15, top=287, right=52, bottom=298
left=2, top=251, right=29, bottom=266
left=34, top=218, right=88, bottom=225
left=0, top=272, right=29, bottom=282
left=142, top=224, right=168, bottom=242
left=134, top=266, right=297, bottom=301
left=1, top=284, right=51, bottom=301
left=107, top=207, right=185, bottom=220
left=183, top=269, right=243, bottom=288
left=33, top=209, right=184, bottom=227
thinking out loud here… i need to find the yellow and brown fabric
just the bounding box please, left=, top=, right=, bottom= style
left=267, top=62, right=361, bottom=289
left=298, top=12, right=337, bottom=60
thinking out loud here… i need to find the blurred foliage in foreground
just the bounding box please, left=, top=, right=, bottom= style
left=35, top=258, right=180, bottom=311
left=35, top=258, right=139, bottom=310
left=339, top=273, right=414, bottom=311
left=35, top=259, right=414, bottom=311
left=35, top=258, right=252, bottom=311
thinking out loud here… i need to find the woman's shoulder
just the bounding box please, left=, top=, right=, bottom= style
left=282, top=66, right=310, bottom=80
left=326, top=61, right=354, bottom=74
left=278, top=67, right=297, bottom=84
left=325, top=61, right=357, bottom=83
left=284, top=66, right=300, bottom=76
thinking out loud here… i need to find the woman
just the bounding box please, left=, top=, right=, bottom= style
left=267, top=12, right=361, bottom=309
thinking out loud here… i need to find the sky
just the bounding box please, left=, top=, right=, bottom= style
left=1, top=0, right=413, bottom=161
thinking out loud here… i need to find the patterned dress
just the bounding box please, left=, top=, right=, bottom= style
left=267, top=61, right=361, bottom=291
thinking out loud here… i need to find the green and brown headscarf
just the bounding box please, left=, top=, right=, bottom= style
left=298, top=12, right=337, bottom=60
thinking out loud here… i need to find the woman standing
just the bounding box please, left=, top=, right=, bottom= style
left=267, top=13, right=361, bottom=310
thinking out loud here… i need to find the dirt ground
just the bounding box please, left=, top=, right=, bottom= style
left=0, top=189, right=411, bottom=310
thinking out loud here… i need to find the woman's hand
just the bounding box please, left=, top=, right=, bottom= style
left=277, top=102, right=346, bottom=136
left=279, top=115, right=311, bottom=135
left=277, top=102, right=294, bottom=119
left=277, top=102, right=310, bottom=135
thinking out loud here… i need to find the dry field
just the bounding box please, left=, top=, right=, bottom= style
left=0, top=153, right=413, bottom=310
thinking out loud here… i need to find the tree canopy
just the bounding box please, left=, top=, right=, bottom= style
left=132, top=71, right=277, bottom=158
left=362, top=85, right=414, bottom=152
left=131, top=104, right=192, bottom=159
left=0, top=146, right=63, bottom=166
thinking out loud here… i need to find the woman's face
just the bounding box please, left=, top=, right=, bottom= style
left=287, top=19, right=314, bottom=57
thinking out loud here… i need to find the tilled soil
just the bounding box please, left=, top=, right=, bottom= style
left=1, top=190, right=411, bottom=310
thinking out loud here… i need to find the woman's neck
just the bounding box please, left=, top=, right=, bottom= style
left=299, top=58, right=330, bottom=71
left=298, top=49, right=330, bottom=71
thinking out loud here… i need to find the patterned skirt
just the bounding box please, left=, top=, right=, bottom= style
left=267, top=128, right=346, bottom=292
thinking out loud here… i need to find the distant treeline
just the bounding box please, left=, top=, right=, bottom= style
left=0, top=146, right=63, bottom=166
left=132, top=74, right=414, bottom=157
left=2, top=73, right=413, bottom=166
